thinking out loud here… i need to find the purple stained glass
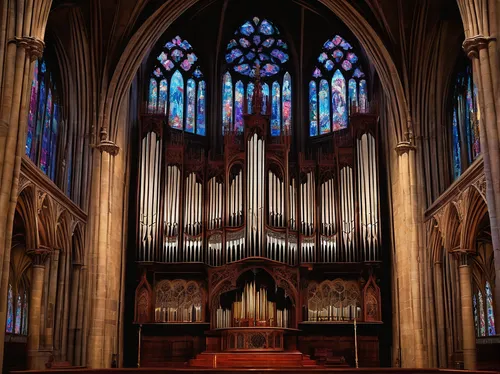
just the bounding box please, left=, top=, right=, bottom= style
left=277, top=40, right=287, bottom=49
left=253, top=35, right=261, bottom=45
left=40, top=88, right=53, bottom=174
left=313, top=67, right=322, bottom=78
left=271, top=82, right=281, bottom=136
left=331, top=70, right=347, bottom=131
left=240, top=21, right=255, bottom=36
left=333, top=35, right=343, bottom=46
left=239, top=38, right=251, bottom=48
left=324, top=60, right=334, bottom=71
left=259, top=20, right=274, bottom=35
left=271, top=49, right=288, bottom=63
left=359, top=79, right=368, bottom=113
left=49, top=104, right=58, bottom=181
left=181, top=59, right=192, bottom=71
left=282, top=72, right=292, bottom=132
left=163, top=60, right=174, bottom=71
left=246, top=52, right=256, bottom=60
left=348, top=79, right=358, bottom=114
left=187, top=53, right=198, bottom=64
left=262, top=38, right=275, bottom=47
left=157, top=52, right=168, bottom=65
left=318, top=52, right=328, bottom=63
left=472, top=84, right=481, bottom=158
left=259, top=53, right=270, bottom=61
left=333, top=50, right=344, bottom=62
left=234, top=64, right=250, bottom=75
left=26, top=60, right=39, bottom=157
left=168, top=70, right=184, bottom=130
left=247, top=82, right=255, bottom=114
left=323, top=40, right=335, bottom=50
left=309, top=81, right=318, bottom=136
left=185, top=79, right=196, bottom=133
left=228, top=39, right=237, bottom=49
left=148, top=79, right=158, bottom=113
left=234, top=81, right=244, bottom=133
left=196, top=81, right=206, bottom=136
left=14, top=295, right=21, bottom=334
left=158, top=79, right=168, bottom=115
left=166, top=41, right=176, bottom=49
left=342, top=60, right=352, bottom=71
left=22, top=291, right=28, bottom=335
left=486, top=282, right=496, bottom=336
left=173, top=36, right=182, bottom=46
left=6, top=284, right=13, bottom=333
left=171, top=49, right=184, bottom=63
left=226, top=49, right=243, bottom=63
left=347, top=52, right=358, bottom=63
left=478, top=290, right=486, bottom=336
left=222, top=72, right=233, bottom=132
left=33, top=75, right=46, bottom=162
left=340, top=40, right=352, bottom=50
left=452, top=107, right=461, bottom=179
left=153, top=67, right=162, bottom=77
left=353, top=68, right=365, bottom=78
left=319, top=80, right=330, bottom=134
left=262, top=83, right=270, bottom=115
left=262, top=63, right=280, bottom=76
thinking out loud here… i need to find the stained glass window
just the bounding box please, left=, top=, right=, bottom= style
left=478, top=290, right=486, bottom=336
left=485, top=282, right=496, bottom=336
left=6, top=284, right=13, bottom=333
left=223, top=17, right=292, bottom=136
left=310, top=34, right=368, bottom=136
left=147, top=36, right=206, bottom=135
left=22, top=290, right=28, bottom=335
left=451, top=63, right=480, bottom=180
left=25, top=58, right=61, bottom=184
left=14, top=295, right=22, bottom=334
left=473, top=294, right=479, bottom=336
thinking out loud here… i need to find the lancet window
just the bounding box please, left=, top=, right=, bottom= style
left=222, top=17, right=292, bottom=136
left=451, top=63, right=481, bottom=180
left=147, top=36, right=206, bottom=136
left=25, top=58, right=60, bottom=182
left=5, top=282, right=28, bottom=335
left=309, top=35, right=368, bottom=136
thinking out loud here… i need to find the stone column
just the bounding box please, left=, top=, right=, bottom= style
left=44, top=249, right=60, bottom=349
left=67, top=264, right=81, bottom=364
left=458, top=0, right=500, bottom=331
left=433, top=261, right=447, bottom=367
left=458, top=252, right=476, bottom=370
left=27, top=249, right=50, bottom=370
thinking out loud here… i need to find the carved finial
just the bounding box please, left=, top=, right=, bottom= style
left=96, top=126, right=120, bottom=156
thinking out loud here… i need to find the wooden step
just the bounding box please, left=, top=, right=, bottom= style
left=189, top=351, right=321, bottom=368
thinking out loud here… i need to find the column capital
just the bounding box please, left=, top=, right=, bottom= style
left=94, top=127, right=120, bottom=156
left=11, top=36, right=45, bottom=61
left=452, top=249, right=474, bottom=266
left=27, top=247, right=51, bottom=266
left=463, top=35, right=496, bottom=59
left=395, top=141, right=416, bottom=156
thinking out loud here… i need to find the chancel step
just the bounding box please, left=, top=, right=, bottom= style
left=189, top=351, right=319, bottom=368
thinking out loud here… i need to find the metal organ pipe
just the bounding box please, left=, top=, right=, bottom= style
left=340, top=167, right=355, bottom=262
left=268, top=171, right=284, bottom=227
left=228, top=169, right=243, bottom=227
left=357, top=133, right=379, bottom=261
left=208, top=177, right=223, bottom=230
left=184, top=172, right=203, bottom=262
left=247, top=134, right=265, bottom=257
left=163, top=165, right=181, bottom=262
left=300, top=172, right=315, bottom=262
left=139, top=132, right=162, bottom=262
left=321, top=178, right=337, bottom=262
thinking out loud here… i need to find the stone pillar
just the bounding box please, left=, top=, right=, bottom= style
left=458, top=0, right=500, bottom=331
left=458, top=252, right=476, bottom=370
left=394, top=141, right=425, bottom=367
left=67, top=264, right=81, bottom=364
left=433, top=261, right=447, bottom=367
left=27, top=249, right=50, bottom=370
left=44, top=249, right=60, bottom=349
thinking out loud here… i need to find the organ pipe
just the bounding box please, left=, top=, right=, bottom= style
left=228, top=169, right=243, bottom=226
left=268, top=171, right=285, bottom=227
left=321, top=178, right=337, bottom=262
left=184, top=173, right=203, bottom=262
left=139, top=132, right=162, bottom=262
left=357, top=133, right=379, bottom=261
left=208, top=177, right=223, bottom=230
left=247, top=134, right=265, bottom=256
left=163, top=165, right=181, bottom=262
left=340, top=167, right=355, bottom=262
left=289, top=178, right=297, bottom=230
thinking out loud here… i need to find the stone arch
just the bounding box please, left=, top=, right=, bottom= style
left=71, top=223, right=84, bottom=265
left=55, top=210, right=72, bottom=254
left=16, top=186, right=37, bottom=251
left=429, top=218, right=444, bottom=264
left=461, top=187, right=489, bottom=252
left=442, top=203, right=462, bottom=252
left=37, top=192, right=56, bottom=249
left=101, top=0, right=409, bottom=147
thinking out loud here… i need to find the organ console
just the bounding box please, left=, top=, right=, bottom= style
left=134, top=72, right=383, bottom=367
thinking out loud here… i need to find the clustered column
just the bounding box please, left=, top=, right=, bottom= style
left=457, top=251, right=476, bottom=370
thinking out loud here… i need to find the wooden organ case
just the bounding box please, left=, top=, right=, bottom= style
left=134, top=78, right=384, bottom=368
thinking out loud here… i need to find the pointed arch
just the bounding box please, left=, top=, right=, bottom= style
left=461, top=187, right=489, bottom=252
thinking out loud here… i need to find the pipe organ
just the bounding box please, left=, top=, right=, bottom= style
left=136, top=112, right=380, bottom=266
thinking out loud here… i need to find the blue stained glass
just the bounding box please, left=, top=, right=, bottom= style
left=40, top=89, right=53, bottom=174
left=187, top=53, right=198, bottom=64
left=479, top=290, right=486, bottom=336
left=486, top=282, right=496, bottom=336
left=180, top=39, right=192, bottom=50
left=342, top=60, right=353, bottom=71
left=153, top=67, right=162, bottom=77
left=26, top=60, right=39, bottom=157
left=259, top=53, right=269, bottom=61
left=262, top=38, right=275, bottom=47
left=246, top=52, right=256, bottom=60
left=271, top=50, right=288, bottom=63
left=472, top=84, right=481, bottom=158
left=282, top=72, right=292, bottom=132
left=271, top=82, right=281, bottom=136
left=234, top=64, right=250, bottom=74
left=333, top=50, right=344, bottom=62
left=253, top=35, right=261, bottom=45
left=6, top=284, right=13, bottom=333
left=323, top=40, right=335, bottom=50
left=22, top=291, right=28, bottom=335
left=33, top=78, right=46, bottom=162
left=49, top=104, right=58, bottom=181
left=222, top=72, right=233, bottom=132
left=247, top=83, right=254, bottom=114
left=148, top=79, right=158, bottom=113
left=359, top=79, right=367, bottom=113
left=309, top=81, right=318, bottom=136
left=196, top=81, right=206, bottom=136
left=163, top=60, right=174, bottom=71
left=333, top=35, right=343, bottom=45
left=14, top=295, right=21, bottom=334
left=168, top=70, right=184, bottom=130
left=227, top=39, right=237, bottom=49
left=193, top=68, right=203, bottom=78
left=234, top=81, right=244, bottom=132
left=157, top=52, right=168, bottom=65
left=276, top=40, right=287, bottom=49
left=340, top=40, right=352, bottom=50
left=473, top=294, right=479, bottom=336
left=259, top=20, right=274, bottom=35
left=226, top=49, right=243, bottom=63
left=262, top=63, right=280, bottom=76
left=348, top=79, right=358, bottom=114
left=313, top=67, right=322, bottom=78
left=239, top=38, right=251, bottom=48
left=452, top=107, right=461, bottom=179
left=353, top=68, right=365, bottom=78
left=185, top=79, right=196, bottom=133
left=331, top=70, right=347, bottom=131
left=158, top=79, right=168, bottom=114
left=347, top=52, right=358, bottom=63
left=240, top=21, right=255, bottom=36
left=262, top=83, right=270, bottom=115
left=324, top=60, right=334, bottom=71
left=319, top=80, right=330, bottom=134
left=318, top=52, right=328, bottom=63
left=171, top=49, right=184, bottom=62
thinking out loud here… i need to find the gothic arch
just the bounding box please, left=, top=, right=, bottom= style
left=37, top=193, right=56, bottom=249
left=55, top=210, right=71, bottom=254
left=16, top=186, right=37, bottom=251
left=429, top=218, right=444, bottom=264
left=461, top=187, right=489, bottom=252
left=443, top=203, right=461, bottom=252
left=71, top=223, right=84, bottom=265
left=101, top=0, right=409, bottom=147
